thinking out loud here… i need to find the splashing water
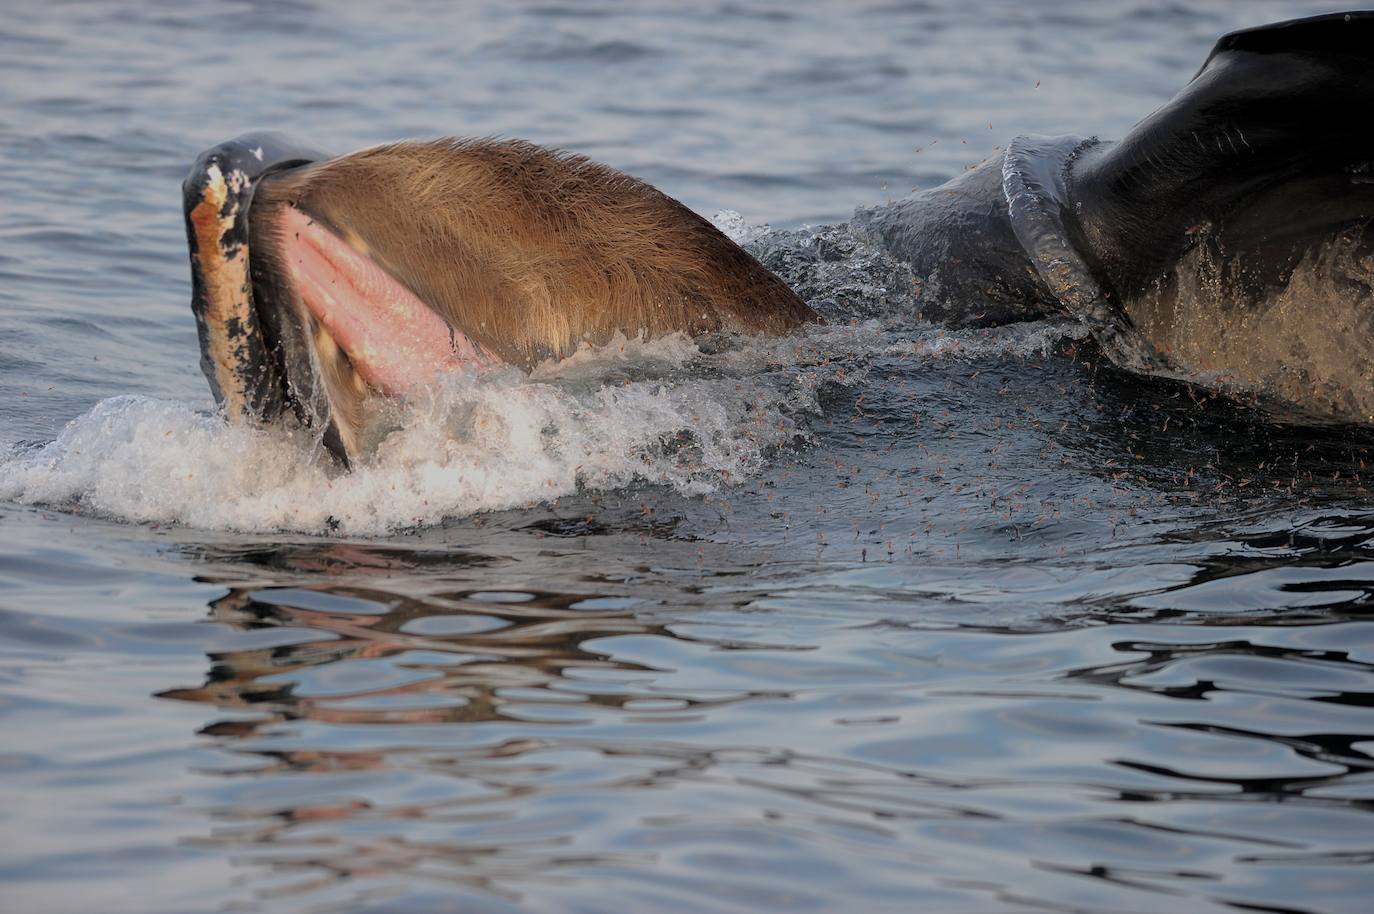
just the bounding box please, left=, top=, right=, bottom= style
left=0, top=320, right=1083, bottom=535
left=710, top=209, right=772, bottom=244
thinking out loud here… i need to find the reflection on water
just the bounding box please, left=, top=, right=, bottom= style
left=5, top=521, right=1348, bottom=913
left=160, top=583, right=673, bottom=727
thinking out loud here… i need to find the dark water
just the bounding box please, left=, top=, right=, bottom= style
left=3, top=2, right=1374, bottom=912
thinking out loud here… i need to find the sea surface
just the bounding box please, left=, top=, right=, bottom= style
left=3, top=2, right=1373, bottom=912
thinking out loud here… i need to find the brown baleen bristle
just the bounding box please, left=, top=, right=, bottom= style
left=249, top=199, right=370, bottom=455
left=253, top=138, right=819, bottom=367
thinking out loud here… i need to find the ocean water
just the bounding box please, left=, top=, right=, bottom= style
left=3, top=2, right=1373, bottom=912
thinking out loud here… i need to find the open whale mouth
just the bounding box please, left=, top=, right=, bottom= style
left=185, top=133, right=817, bottom=471
left=183, top=132, right=496, bottom=467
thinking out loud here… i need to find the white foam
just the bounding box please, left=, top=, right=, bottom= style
left=701, top=318, right=1086, bottom=374
left=0, top=344, right=811, bottom=536
left=0, top=322, right=1082, bottom=535
left=529, top=330, right=701, bottom=381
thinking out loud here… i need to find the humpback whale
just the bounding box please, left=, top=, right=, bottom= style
left=185, top=11, right=1374, bottom=466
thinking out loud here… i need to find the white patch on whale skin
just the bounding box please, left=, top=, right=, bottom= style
left=0, top=322, right=1082, bottom=536
left=711, top=210, right=771, bottom=244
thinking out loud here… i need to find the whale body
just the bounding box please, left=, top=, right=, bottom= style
left=185, top=12, right=1374, bottom=465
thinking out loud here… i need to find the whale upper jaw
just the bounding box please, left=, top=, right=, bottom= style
left=183, top=132, right=347, bottom=462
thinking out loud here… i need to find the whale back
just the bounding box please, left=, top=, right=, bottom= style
left=1022, top=11, right=1374, bottom=424
left=1069, top=11, right=1374, bottom=304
